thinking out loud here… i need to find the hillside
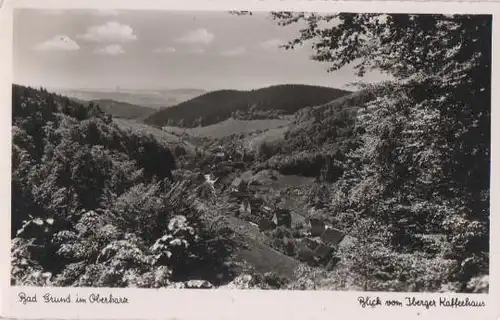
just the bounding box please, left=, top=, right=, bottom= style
left=113, top=118, right=197, bottom=154
left=196, top=90, right=375, bottom=178
left=91, top=99, right=156, bottom=120
left=10, top=84, right=250, bottom=287
left=144, top=84, right=350, bottom=128
left=238, top=91, right=373, bottom=157
left=163, top=117, right=290, bottom=139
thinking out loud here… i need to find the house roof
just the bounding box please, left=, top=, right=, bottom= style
left=338, top=235, right=358, bottom=250
left=309, top=217, right=325, bottom=227
left=314, top=243, right=334, bottom=259
left=320, top=227, right=345, bottom=246
left=275, top=208, right=291, bottom=216
left=310, top=220, right=326, bottom=237
left=258, top=218, right=275, bottom=231
left=262, top=206, right=272, bottom=213
left=301, top=238, right=320, bottom=251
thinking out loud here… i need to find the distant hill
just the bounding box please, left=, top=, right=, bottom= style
left=50, top=88, right=206, bottom=109
left=91, top=99, right=156, bottom=120
left=144, top=84, right=351, bottom=128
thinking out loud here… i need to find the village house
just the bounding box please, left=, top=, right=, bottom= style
left=272, top=207, right=292, bottom=229
left=313, top=242, right=335, bottom=263
left=243, top=213, right=275, bottom=232
left=215, top=151, right=226, bottom=161
left=232, top=149, right=245, bottom=162
left=262, top=206, right=273, bottom=215
left=299, top=217, right=359, bottom=267
left=309, top=216, right=326, bottom=237
left=258, top=217, right=275, bottom=232
left=239, top=199, right=251, bottom=216
left=297, top=237, right=334, bottom=265
left=320, top=227, right=345, bottom=247
left=337, top=234, right=358, bottom=250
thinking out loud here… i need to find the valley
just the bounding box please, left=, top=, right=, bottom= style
left=11, top=75, right=490, bottom=291
left=11, top=83, right=363, bottom=289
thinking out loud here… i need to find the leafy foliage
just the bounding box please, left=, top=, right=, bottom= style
left=11, top=85, right=234, bottom=287
left=266, top=12, right=491, bottom=292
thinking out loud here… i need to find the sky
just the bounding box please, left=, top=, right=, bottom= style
left=13, top=9, right=389, bottom=91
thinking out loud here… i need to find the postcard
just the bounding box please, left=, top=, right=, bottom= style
left=0, top=0, right=498, bottom=319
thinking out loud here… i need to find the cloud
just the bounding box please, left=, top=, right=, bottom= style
left=220, top=47, right=247, bottom=57
left=78, top=21, right=137, bottom=43
left=94, top=44, right=125, bottom=55
left=176, top=28, right=214, bottom=45
left=34, top=35, right=80, bottom=52
left=153, top=47, right=176, bottom=54
left=260, top=38, right=286, bottom=51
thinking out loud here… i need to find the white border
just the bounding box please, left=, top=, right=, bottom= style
left=1, top=1, right=499, bottom=320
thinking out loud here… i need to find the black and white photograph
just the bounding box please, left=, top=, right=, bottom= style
left=9, top=7, right=491, bottom=294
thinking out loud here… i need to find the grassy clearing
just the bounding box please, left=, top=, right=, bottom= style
left=244, top=126, right=289, bottom=153
left=235, top=238, right=301, bottom=280
left=163, top=118, right=290, bottom=139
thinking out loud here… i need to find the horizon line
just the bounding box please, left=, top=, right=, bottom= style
left=13, top=82, right=350, bottom=93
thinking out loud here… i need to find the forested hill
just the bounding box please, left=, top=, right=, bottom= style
left=88, top=99, right=157, bottom=120
left=11, top=84, right=242, bottom=287
left=11, top=85, right=177, bottom=232
left=144, top=84, right=350, bottom=128
left=248, top=89, right=377, bottom=179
